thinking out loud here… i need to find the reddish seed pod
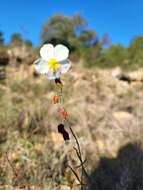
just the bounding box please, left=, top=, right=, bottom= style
left=59, top=107, right=69, bottom=119
left=52, top=95, right=59, bottom=104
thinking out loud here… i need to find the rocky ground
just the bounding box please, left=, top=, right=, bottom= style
left=0, top=50, right=143, bottom=189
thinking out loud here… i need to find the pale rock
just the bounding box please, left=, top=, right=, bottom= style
left=60, top=185, right=70, bottom=190
left=129, top=69, right=143, bottom=81
left=113, top=111, right=133, bottom=121
left=111, top=67, right=122, bottom=78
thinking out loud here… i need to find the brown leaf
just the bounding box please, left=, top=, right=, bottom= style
left=58, top=124, right=70, bottom=141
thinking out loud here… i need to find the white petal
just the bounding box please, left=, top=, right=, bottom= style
left=60, top=59, right=71, bottom=73
left=54, top=44, right=69, bottom=62
left=40, top=44, right=54, bottom=61
left=46, top=69, right=61, bottom=80
left=34, top=58, right=49, bottom=74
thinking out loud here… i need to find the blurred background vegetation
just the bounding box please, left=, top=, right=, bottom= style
left=1, top=13, right=143, bottom=70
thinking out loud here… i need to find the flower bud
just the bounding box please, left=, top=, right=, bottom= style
left=52, top=95, right=59, bottom=104
left=59, top=107, right=69, bottom=119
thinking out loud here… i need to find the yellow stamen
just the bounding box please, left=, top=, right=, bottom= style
left=48, top=58, right=59, bottom=71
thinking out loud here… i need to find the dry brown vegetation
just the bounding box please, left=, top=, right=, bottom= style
left=0, top=57, right=143, bottom=189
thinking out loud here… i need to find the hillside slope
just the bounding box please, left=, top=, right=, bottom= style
left=0, top=63, right=143, bottom=189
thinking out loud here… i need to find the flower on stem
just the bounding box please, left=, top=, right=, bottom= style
left=59, top=107, right=69, bottom=119
left=34, top=44, right=71, bottom=80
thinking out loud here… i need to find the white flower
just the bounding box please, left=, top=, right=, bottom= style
left=34, top=44, right=71, bottom=79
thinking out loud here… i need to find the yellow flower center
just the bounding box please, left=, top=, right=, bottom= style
left=48, top=58, right=59, bottom=71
